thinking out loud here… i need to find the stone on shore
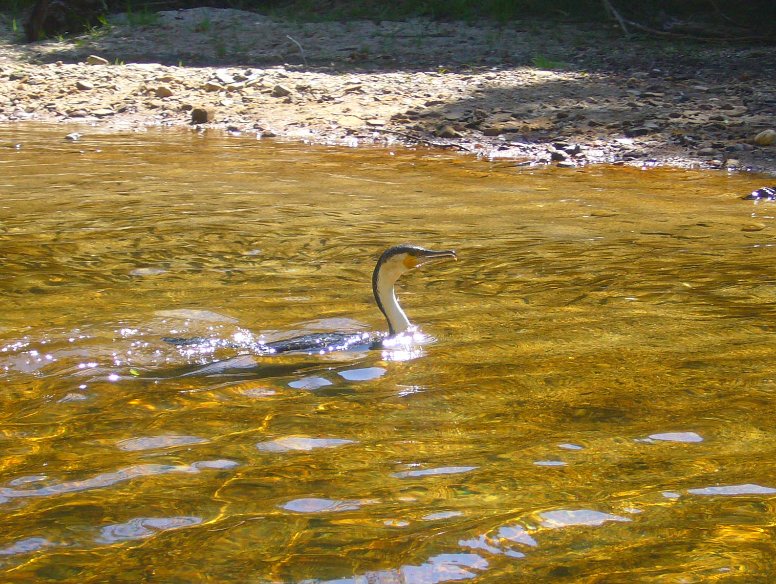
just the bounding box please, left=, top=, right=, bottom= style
left=86, top=55, right=110, bottom=65
left=191, top=107, right=214, bottom=124
left=754, top=129, right=776, bottom=146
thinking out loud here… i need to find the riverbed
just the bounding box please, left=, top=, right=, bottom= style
left=1, top=125, right=774, bottom=582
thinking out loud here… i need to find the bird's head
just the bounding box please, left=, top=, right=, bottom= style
left=374, top=244, right=457, bottom=285
left=372, top=244, right=457, bottom=335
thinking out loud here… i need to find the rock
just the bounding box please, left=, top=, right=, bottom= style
left=65, top=132, right=81, bottom=141
left=75, top=80, right=93, bottom=91
left=155, top=85, right=173, bottom=98
left=92, top=108, right=114, bottom=117
left=549, top=148, right=567, bottom=161
left=203, top=82, right=225, bottom=92
left=502, top=133, right=529, bottom=143
left=743, top=186, right=776, bottom=200
left=754, top=129, right=776, bottom=146
left=698, top=147, right=717, bottom=156
left=215, top=69, right=235, bottom=85
left=482, top=126, right=501, bottom=136
left=190, top=107, right=214, bottom=124
left=556, top=160, right=576, bottom=168
left=86, top=55, right=109, bottom=65
left=435, top=125, right=460, bottom=139
left=625, top=124, right=659, bottom=137
left=271, top=84, right=292, bottom=98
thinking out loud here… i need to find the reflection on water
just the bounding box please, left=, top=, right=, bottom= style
left=1, top=124, right=775, bottom=582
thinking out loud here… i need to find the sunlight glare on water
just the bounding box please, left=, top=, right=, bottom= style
left=1, top=125, right=775, bottom=582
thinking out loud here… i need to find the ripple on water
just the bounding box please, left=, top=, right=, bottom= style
left=687, top=483, right=776, bottom=496
left=0, top=460, right=238, bottom=504
left=0, top=537, right=53, bottom=557
left=643, top=431, right=704, bottom=443
left=256, top=436, right=355, bottom=452
left=288, top=376, right=333, bottom=390
left=238, top=387, right=277, bottom=398
left=422, top=511, right=464, bottom=521
left=116, top=435, right=209, bottom=451
left=97, top=516, right=203, bottom=543
left=459, top=535, right=526, bottom=559
left=539, top=509, right=631, bottom=528
left=337, top=367, right=386, bottom=381
left=280, top=497, right=374, bottom=513
left=395, top=553, right=488, bottom=583
left=496, top=525, right=539, bottom=547
left=392, top=466, right=477, bottom=478
left=155, top=309, right=239, bottom=323
left=301, top=552, right=488, bottom=584
left=533, top=460, right=567, bottom=467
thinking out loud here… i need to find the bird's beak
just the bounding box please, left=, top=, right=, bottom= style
left=417, top=249, right=457, bottom=267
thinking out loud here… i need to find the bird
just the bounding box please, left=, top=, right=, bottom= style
left=164, top=244, right=457, bottom=356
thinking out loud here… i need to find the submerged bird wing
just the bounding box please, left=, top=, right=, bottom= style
left=163, top=331, right=383, bottom=356
left=264, top=332, right=380, bottom=354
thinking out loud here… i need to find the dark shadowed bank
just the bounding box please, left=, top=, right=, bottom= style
left=0, top=1, right=775, bottom=173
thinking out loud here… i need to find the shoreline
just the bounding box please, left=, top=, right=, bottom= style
left=1, top=8, right=775, bottom=174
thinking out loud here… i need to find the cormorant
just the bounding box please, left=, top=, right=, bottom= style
left=164, top=244, right=457, bottom=356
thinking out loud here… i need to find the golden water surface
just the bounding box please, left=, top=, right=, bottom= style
left=1, top=125, right=775, bottom=583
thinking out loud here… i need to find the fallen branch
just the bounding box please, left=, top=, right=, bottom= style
left=286, top=35, right=307, bottom=66
left=601, top=0, right=630, bottom=38
left=602, top=0, right=774, bottom=43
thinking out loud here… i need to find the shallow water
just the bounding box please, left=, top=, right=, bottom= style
left=1, top=125, right=775, bottom=583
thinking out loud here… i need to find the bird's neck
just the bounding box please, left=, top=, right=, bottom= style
left=373, top=268, right=412, bottom=336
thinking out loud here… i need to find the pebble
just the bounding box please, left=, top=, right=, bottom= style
left=75, top=80, right=93, bottom=91
left=215, top=69, right=236, bottom=85
left=86, top=55, right=109, bottom=65
left=754, top=129, right=776, bottom=146
left=65, top=132, right=81, bottom=141
left=435, top=124, right=460, bottom=138
left=549, top=148, right=567, bottom=161
left=625, top=124, right=658, bottom=138
left=155, top=85, right=173, bottom=98
left=190, top=107, right=214, bottom=124
left=271, top=84, right=292, bottom=97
